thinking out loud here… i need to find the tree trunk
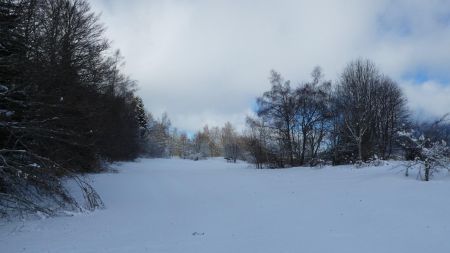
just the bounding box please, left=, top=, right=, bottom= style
left=424, top=159, right=430, bottom=181
left=300, top=130, right=307, bottom=165
left=357, top=135, right=363, bottom=161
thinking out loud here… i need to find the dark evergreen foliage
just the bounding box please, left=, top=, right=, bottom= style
left=0, top=0, right=147, bottom=216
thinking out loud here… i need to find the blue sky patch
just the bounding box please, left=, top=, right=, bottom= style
left=402, top=67, right=450, bottom=85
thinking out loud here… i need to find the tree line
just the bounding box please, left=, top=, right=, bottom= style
left=0, top=0, right=147, bottom=216
left=246, top=60, right=450, bottom=172
left=155, top=59, right=448, bottom=179
left=141, top=116, right=242, bottom=163
left=242, top=60, right=407, bottom=167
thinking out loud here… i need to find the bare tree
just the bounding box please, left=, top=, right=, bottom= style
left=332, top=59, right=408, bottom=163
left=373, top=76, right=408, bottom=158
left=294, top=67, right=332, bottom=164
left=334, top=60, right=381, bottom=161
left=221, top=122, right=240, bottom=162
left=244, top=117, right=273, bottom=168
left=257, top=70, right=296, bottom=166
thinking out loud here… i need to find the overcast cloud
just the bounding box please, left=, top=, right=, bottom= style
left=90, top=0, right=450, bottom=132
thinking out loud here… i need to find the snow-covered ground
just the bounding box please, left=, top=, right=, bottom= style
left=1, top=158, right=450, bottom=253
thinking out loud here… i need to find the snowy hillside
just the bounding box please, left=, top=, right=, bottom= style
left=1, top=158, right=450, bottom=253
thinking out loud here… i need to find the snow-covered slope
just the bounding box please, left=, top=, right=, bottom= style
left=1, top=158, right=450, bottom=253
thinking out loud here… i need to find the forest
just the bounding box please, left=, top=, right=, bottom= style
left=1, top=0, right=449, bottom=218
left=0, top=0, right=147, bottom=216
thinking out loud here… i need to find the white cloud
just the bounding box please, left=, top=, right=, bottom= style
left=401, top=80, right=450, bottom=120
left=90, top=0, right=450, bottom=132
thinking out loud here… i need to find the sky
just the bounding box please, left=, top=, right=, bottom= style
left=90, top=0, right=450, bottom=133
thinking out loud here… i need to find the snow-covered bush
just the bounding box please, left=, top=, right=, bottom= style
left=309, top=158, right=328, bottom=167
left=399, top=128, right=450, bottom=181
left=354, top=155, right=388, bottom=168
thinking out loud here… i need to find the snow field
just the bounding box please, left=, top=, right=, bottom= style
left=1, top=158, right=450, bottom=253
